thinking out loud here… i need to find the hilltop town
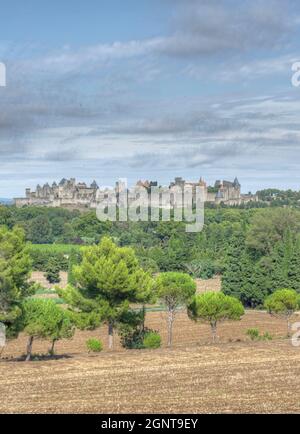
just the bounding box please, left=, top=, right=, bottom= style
left=14, top=177, right=258, bottom=209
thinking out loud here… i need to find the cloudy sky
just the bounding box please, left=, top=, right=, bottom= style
left=1, top=0, right=300, bottom=197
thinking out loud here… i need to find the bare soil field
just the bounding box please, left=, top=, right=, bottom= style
left=1, top=308, right=300, bottom=414
left=1, top=340, right=300, bottom=414
left=30, top=271, right=68, bottom=290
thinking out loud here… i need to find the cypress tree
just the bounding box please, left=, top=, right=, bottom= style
left=222, top=232, right=246, bottom=300
left=288, top=238, right=300, bottom=293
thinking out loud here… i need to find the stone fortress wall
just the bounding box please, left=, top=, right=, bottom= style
left=14, top=177, right=258, bottom=208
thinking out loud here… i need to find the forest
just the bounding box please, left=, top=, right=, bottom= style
left=1, top=198, right=300, bottom=309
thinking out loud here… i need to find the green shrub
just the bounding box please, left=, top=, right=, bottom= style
left=119, top=325, right=145, bottom=349
left=45, top=257, right=61, bottom=284
left=118, top=310, right=147, bottom=349
left=86, top=338, right=103, bottom=353
left=35, top=288, right=50, bottom=295
left=67, top=248, right=82, bottom=285
left=143, top=332, right=161, bottom=349
left=262, top=332, right=273, bottom=341
left=246, top=328, right=260, bottom=341
left=29, top=248, right=69, bottom=272
left=246, top=328, right=273, bottom=341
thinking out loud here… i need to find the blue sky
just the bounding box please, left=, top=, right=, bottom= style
left=1, top=0, right=300, bottom=196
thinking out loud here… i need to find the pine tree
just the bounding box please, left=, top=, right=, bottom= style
left=45, top=258, right=61, bottom=284
left=0, top=227, right=32, bottom=337
left=67, top=248, right=81, bottom=285
left=60, top=237, right=156, bottom=350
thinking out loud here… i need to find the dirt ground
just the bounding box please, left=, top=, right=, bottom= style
left=2, top=309, right=297, bottom=357
left=30, top=271, right=68, bottom=290
left=1, top=308, right=300, bottom=414
left=1, top=340, right=300, bottom=414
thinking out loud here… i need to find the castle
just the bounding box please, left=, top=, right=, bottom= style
left=14, top=177, right=258, bottom=208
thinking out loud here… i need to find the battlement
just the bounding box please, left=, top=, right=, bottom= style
left=14, top=177, right=258, bottom=208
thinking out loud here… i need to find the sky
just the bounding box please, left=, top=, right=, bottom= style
left=1, top=0, right=300, bottom=197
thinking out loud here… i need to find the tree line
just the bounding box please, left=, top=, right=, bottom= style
left=1, top=226, right=299, bottom=360
left=2, top=205, right=300, bottom=307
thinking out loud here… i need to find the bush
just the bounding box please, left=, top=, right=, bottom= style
left=119, top=326, right=145, bottom=349
left=143, top=332, right=161, bottom=349
left=86, top=338, right=103, bottom=353
left=44, top=257, right=61, bottom=284
left=246, top=328, right=273, bottom=341
left=246, top=328, right=260, bottom=341
left=29, top=247, right=69, bottom=272
left=262, top=332, right=273, bottom=341
left=118, top=310, right=147, bottom=349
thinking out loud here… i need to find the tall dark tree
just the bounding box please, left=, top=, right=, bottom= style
left=288, top=238, right=300, bottom=293
left=0, top=227, right=32, bottom=338
left=45, top=257, right=61, bottom=284
left=222, top=232, right=246, bottom=300
left=28, top=215, right=53, bottom=244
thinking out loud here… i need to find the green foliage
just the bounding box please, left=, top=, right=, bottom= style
left=157, top=272, right=196, bottom=309
left=27, top=215, right=53, bottom=244
left=22, top=298, right=72, bottom=339
left=143, top=331, right=161, bottom=349
left=257, top=189, right=300, bottom=207
left=29, top=243, right=82, bottom=254
left=222, top=232, right=247, bottom=301
left=185, top=259, right=220, bottom=279
left=246, top=328, right=273, bottom=341
left=246, top=328, right=260, bottom=341
left=28, top=244, right=79, bottom=271
left=0, top=226, right=32, bottom=337
left=188, top=292, right=244, bottom=341
left=264, top=288, right=300, bottom=336
left=86, top=338, right=103, bottom=353
left=44, top=257, right=61, bottom=284
left=34, top=287, right=54, bottom=295
left=2, top=205, right=300, bottom=310
left=246, top=209, right=300, bottom=256
left=22, top=298, right=75, bottom=359
left=287, top=238, right=300, bottom=293
left=118, top=309, right=156, bottom=349
left=0, top=206, right=14, bottom=227
left=119, top=325, right=146, bottom=349
left=66, top=308, right=101, bottom=331
left=68, top=248, right=82, bottom=285
left=60, top=237, right=156, bottom=349
left=222, top=209, right=300, bottom=307
left=118, top=310, right=161, bottom=350
left=264, top=289, right=300, bottom=316
left=157, top=272, right=196, bottom=346
left=188, top=292, right=244, bottom=324
left=71, top=211, right=111, bottom=242
left=262, top=332, right=273, bottom=341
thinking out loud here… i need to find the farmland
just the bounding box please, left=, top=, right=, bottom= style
left=2, top=208, right=300, bottom=414
left=1, top=309, right=300, bottom=414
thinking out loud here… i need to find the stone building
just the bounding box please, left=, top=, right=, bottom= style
left=14, top=178, right=99, bottom=208
left=170, top=176, right=258, bottom=206
left=14, top=177, right=258, bottom=208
